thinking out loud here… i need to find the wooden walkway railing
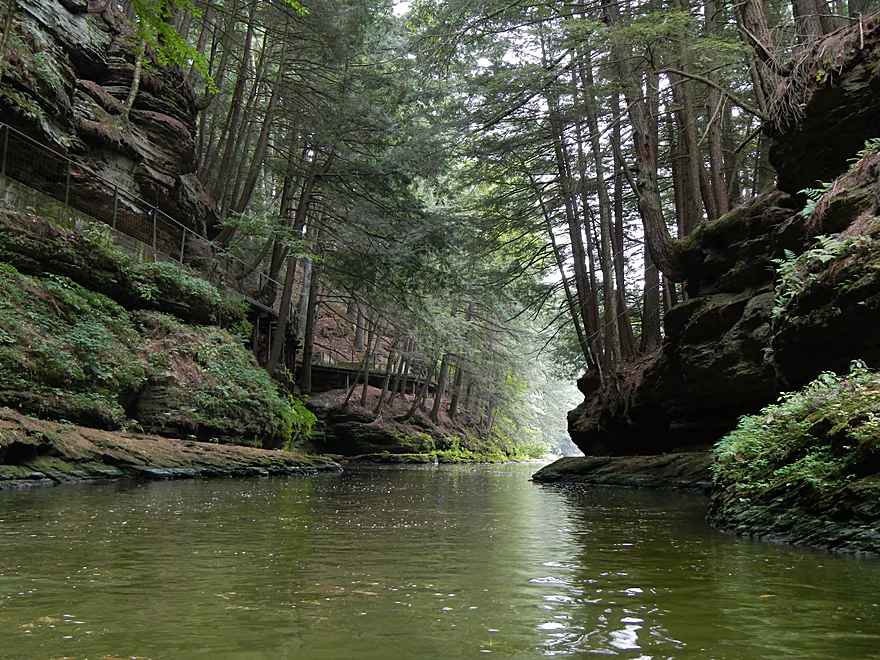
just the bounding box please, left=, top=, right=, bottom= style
left=0, top=122, right=283, bottom=312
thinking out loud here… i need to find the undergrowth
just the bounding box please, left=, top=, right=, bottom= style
left=0, top=262, right=312, bottom=447
left=712, top=360, right=880, bottom=497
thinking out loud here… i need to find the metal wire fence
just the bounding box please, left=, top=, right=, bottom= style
left=0, top=122, right=282, bottom=309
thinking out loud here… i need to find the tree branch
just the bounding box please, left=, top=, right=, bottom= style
left=657, top=67, right=770, bottom=122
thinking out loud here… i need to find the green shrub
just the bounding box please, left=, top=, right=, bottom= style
left=713, top=360, right=880, bottom=496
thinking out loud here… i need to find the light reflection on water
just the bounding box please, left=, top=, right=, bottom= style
left=0, top=463, right=878, bottom=659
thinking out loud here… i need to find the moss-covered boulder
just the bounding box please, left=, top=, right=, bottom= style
left=135, top=312, right=310, bottom=449
left=0, top=261, right=312, bottom=449
left=0, top=211, right=248, bottom=328
left=709, top=363, right=880, bottom=553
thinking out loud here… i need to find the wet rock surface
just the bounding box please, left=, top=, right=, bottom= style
left=0, top=407, right=340, bottom=490
left=532, top=453, right=713, bottom=492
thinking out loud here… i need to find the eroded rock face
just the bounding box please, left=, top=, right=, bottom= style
left=569, top=19, right=880, bottom=456
left=769, top=15, right=880, bottom=196
left=0, top=0, right=216, bottom=234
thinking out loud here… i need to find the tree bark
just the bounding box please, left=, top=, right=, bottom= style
left=603, top=1, right=686, bottom=282
left=792, top=0, right=835, bottom=41
left=430, top=353, right=451, bottom=424
left=578, top=55, right=619, bottom=371
left=640, top=244, right=662, bottom=352
left=296, top=254, right=323, bottom=394
left=209, top=0, right=259, bottom=211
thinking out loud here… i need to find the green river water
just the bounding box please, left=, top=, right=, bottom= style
left=0, top=463, right=878, bottom=659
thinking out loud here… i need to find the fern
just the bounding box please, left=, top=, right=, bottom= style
left=847, top=137, right=880, bottom=168
left=798, top=181, right=832, bottom=218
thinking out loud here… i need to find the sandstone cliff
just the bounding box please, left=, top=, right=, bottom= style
left=0, top=0, right=215, bottom=234
left=569, top=16, right=880, bottom=456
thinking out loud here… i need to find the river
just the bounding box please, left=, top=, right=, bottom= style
left=0, top=463, right=878, bottom=659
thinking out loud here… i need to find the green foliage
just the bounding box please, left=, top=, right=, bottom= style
left=132, top=261, right=221, bottom=306
left=798, top=181, right=833, bottom=218
left=0, top=262, right=303, bottom=448
left=282, top=396, right=317, bottom=450
left=713, top=360, right=880, bottom=496
left=846, top=137, right=880, bottom=167
left=770, top=235, right=850, bottom=317
left=128, top=260, right=248, bottom=327
left=138, top=312, right=307, bottom=448
left=0, top=263, right=147, bottom=398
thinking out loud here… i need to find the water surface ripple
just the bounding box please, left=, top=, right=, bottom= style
left=0, top=464, right=878, bottom=658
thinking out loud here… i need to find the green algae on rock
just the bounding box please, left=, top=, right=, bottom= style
left=0, top=244, right=312, bottom=449
left=532, top=453, right=713, bottom=491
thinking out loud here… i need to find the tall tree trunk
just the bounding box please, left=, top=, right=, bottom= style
left=265, top=169, right=323, bottom=374
left=611, top=102, right=637, bottom=360
left=353, top=302, right=366, bottom=351
left=197, top=0, right=240, bottom=177
left=399, top=357, right=437, bottom=422
left=547, top=100, right=603, bottom=368
left=448, top=359, right=465, bottom=421
left=792, top=0, right=835, bottom=41
left=737, top=0, right=783, bottom=105
left=388, top=340, right=411, bottom=408
left=603, top=1, right=686, bottom=281
left=374, top=343, right=398, bottom=414
left=705, top=0, right=730, bottom=217
left=640, top=243, right=662, bottom=352
left=186, top=3, right=213, bottom=85
left=360, top=323, right=382, bottom=407
left=296, top=254, right=323, bottom=394
left=232, top=29, right=289, bottom=215
left=670, top=72, right=708, bottom=230
left=430, top=353, right=451, bottom=424
left=533, top=183, right=590, bottom=366
left=209, top=0, right=259, bottom=211
left=579, top=55, right=619, bottom=370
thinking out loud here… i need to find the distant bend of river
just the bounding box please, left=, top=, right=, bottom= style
left=0, top=463, right=878, bottom=659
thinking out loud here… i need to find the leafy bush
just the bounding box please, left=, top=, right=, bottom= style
left=129, top=260, right=248, bottom=327
left=137, top=312, right=310, bottom=448
left=713, top=360, right=880, bottom=497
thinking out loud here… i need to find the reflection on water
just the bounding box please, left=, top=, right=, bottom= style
left=0, top=464, right=878, bottom=659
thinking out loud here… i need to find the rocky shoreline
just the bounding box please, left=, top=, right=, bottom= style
left=532, top=453, right=713, bottom=492
left=0, top=407, right=340, bottom=490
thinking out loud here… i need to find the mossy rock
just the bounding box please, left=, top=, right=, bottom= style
left=710, top=364, right=880, bottom=553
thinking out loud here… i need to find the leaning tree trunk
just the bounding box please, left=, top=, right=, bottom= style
left=603, top=1, right=686, bottom=282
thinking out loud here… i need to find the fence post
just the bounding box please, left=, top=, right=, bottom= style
left=64, top=160, right=71, bottom=205
left=112, top=186, right=118, bottom=228
left=179, top=227, right=186, bottom=263
left=1, top=125, right=8, bottom=177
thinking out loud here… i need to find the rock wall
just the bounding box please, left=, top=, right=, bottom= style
left=0, top=0, right=216, bottom=234
left=569, top=18, right=880, bottom=456
left=0, top=210, right=305, bottom=449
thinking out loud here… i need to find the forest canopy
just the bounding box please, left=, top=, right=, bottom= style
left=116, top=0, right=878, bottom=451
